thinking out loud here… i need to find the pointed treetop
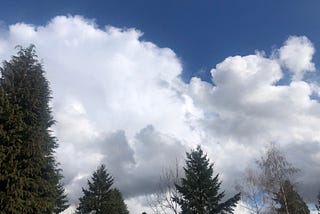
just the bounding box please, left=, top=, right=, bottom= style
left=174, top=145, right=240, bottom=214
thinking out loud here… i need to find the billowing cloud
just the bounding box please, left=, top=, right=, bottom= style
left=0, top=16, right=320, bottom=213
left=279, top=36, right=315, bottom=80
left=0, top=15, right=195, bottom=213
left=188, top=35, right=320, bottom=207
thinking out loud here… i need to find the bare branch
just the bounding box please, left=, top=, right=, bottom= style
left=146, top=159, right=182, bottom=214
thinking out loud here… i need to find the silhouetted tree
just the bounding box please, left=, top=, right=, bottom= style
left=173, top=146, right=240, bottom=214
left=76, top=164, right=128, bottom=214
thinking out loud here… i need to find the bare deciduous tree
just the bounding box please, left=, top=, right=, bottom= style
left=257, top=143, right=299, bottom=214
left=147, top=160, right=182, bottom=214
left=236, top=167, right=267, bottom=214
left=237, top=143, right=299, bottom=214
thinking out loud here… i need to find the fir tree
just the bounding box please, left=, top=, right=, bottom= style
left=173, top=146, right=240, bottom=214
left=274, top=180, right=309, bottom=214
left=76, top=164, right=128, bottom=214
left=0, top=45, right=68, bottom=213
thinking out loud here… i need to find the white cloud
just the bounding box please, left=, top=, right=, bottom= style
left=189, top=48, right=320, bottom=146
left=188, top=35, right=320, bottom=209
left=279, top=36, right=315, bottom=80
left=0, top=15, right=197, bottom=213
left=0, top=16, right=320, bottom=213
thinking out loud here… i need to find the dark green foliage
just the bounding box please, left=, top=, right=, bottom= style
left=108, top=188, right=129, bottom=214
left=54, top=182, right=70, bottom=213
left=54, top=170, right=70, bottom=213
left=174, top=146, right=240, bottom=214
left=76, top=164, right=114, bottom=214
left=274, top=180, right=309, bottom=214
left=0, top=45, right=68, bottom=213
left=76, top=164, right=129, bottom=214
left=316, top=192, right=320, bottom=214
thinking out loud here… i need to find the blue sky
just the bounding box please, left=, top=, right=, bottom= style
left=2, top=0, right=320, bottom=81
left=1, top=1, right=320, bottom=213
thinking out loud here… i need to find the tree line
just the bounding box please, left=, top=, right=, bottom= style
left=0, top=46, right=319, bottom=214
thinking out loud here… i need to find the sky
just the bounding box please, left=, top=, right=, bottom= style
left=1, top=1, right=320, bottom=213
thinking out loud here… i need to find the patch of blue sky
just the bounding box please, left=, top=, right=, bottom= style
left=1, top=0, right=320, bottom=84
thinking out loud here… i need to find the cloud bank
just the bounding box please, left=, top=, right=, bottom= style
left=0, top=15, right=320, bottom=213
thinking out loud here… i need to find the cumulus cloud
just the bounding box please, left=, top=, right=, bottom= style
left=0, top=16, right=320, bottom=213
left=188, top=35, right=320, bottom=207
left=0, top=15, right=195, bottom=212
left=279, top=36, right=315, bottom=80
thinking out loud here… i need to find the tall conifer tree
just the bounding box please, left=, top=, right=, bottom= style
left=174, top=146, right=240, bottom=214
left=0, top=46, right=68, bottom=213
left=76, top=164, right=129, bottom=214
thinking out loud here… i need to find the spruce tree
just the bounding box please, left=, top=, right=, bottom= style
left=0, top=45, right=68, bottom=213
left=173, top=146, right=240, bottom=214
left=76, top=164, right=129, bottom=214
left=274, top=180, right=309, bottom=214
left=108, top=188, right=129, bottom=214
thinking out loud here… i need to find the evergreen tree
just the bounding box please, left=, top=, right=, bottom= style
left=76, top=164, right=129, bottom=214
left=316, top=192, right=320, bottom=214
left=0, top=73, right=25, bottom=213
left=0, top=45, right=68, bottom=213
left=274, top=180, right=309, bottom=214
left=54, top=169, right=70, bottom=213
left=54, top=182, right=70, bottom=213
left=108, top=188, right=129, bottom=214
left=173, top=146, right=240, bottom=214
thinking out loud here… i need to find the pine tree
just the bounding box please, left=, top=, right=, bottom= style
left=274, top=180, right=309, bottom=214
left=173, top=146, right=240, bottom=214
left=76, top=164, right=129, bottom=214
left=0, top=45, right=68, bottom=213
